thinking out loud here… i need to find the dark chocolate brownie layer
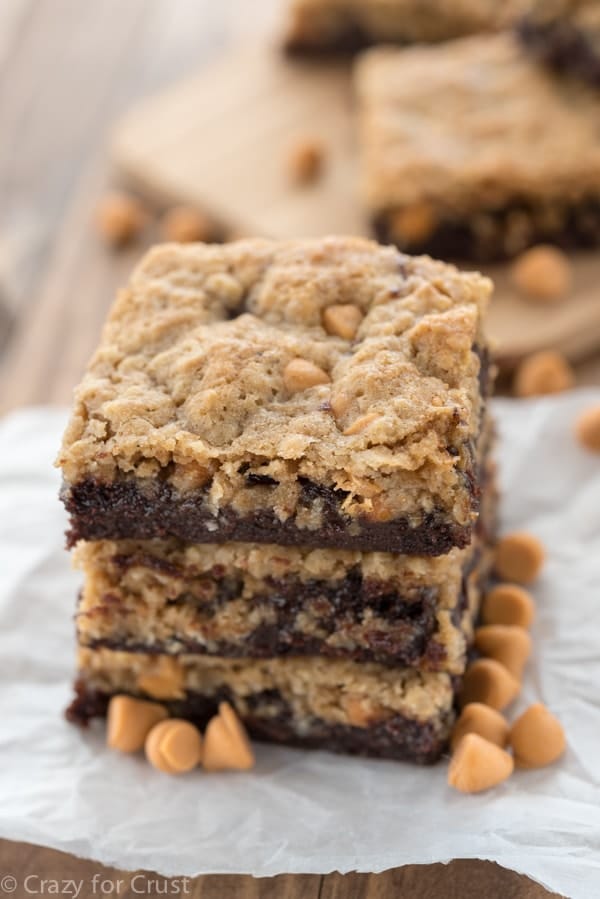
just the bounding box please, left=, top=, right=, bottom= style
left=63, top=476, right=474, bottom=554
left=67, top=680, right=452, bottom=764
left=375, top=197, right=600, bottom=264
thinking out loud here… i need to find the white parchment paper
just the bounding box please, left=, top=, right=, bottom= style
left=0, top=395, right=599, bottom=898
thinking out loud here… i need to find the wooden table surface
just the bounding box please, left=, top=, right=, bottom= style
left=0, top=2, right=587, bottom=895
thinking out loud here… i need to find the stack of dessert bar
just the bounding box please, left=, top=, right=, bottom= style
left=60, top=236, right=494, bottom=764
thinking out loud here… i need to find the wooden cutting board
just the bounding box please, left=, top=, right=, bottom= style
left=111, top=44, right=600, bottom=368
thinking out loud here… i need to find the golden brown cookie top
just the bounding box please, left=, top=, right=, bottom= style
left=58, top=238, right=490, bottom=519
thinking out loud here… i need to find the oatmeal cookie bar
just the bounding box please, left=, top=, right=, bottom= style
left=519, top=0, right=600, bottom=86
left=58, top=238, right=491, bottom=555
left=73, top=524, right=490, bottom=673
left=284, top=0, right=527, bottom=54
left=356, top=34, right=600, bottom=262
left=67, top=647, right=459, bottom=763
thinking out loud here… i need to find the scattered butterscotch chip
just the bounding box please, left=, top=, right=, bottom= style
left=161, top=205, right=214, bottom=243
left=482, top=583, right=535, bottom=628
left=343, top=412, right=381, bottom=435
left=203, top=702, right=255, bottom=772
left=460, top=658, right=520, bottom=711
left=322, top=303, right=363, bottom=339
left=448, top=733, right=514, bottom=794
left=287, top=137, right=325, bottom=185
left=450, top=703, right=509, bottom=751
left=106, top=695, right=168, bottom=753
left=145, top=719, right=203, bottom=774
left=509, top=703, right=566, bottom=768
left=511, top=245, right=572, bottom=303
left=389, top=203, right=436, bottom=244
left=95, top=191, right=146, bottom=247
left=513, top=350, right=575, bottom=398
left=494, top=531, right=545, bottom=585
left=283, top=358, right=330, bottom=392
left=575, top=405, right=600, bottom=453
left=474, top=625, right=532, bottom=679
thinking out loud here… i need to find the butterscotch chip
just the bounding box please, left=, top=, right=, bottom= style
left=161, top=206, right=214, bottom=243
left=511, top=245, right=572, bottom=303
left=329, top=392, right=351, bottom=419
left=137, top=657, right=185, bottom=700
left=322, top=303, right=363, bottom=339
left=283, top=358, right=330, bottom=392
left=343, top=412, right=381, bottom=435
left=106, top=695, right=168, bottom=753
left=366, top=494, right=393, bottom=522
left=287, top=138, right=325, bottom=185
left=474, top=625, right=532, bottom=679
left=460, top=658, right=520, bottom=711
left=450, top=703, right=509, bottom=751
left=494, top=532, right=545, bottom=585
left=389, top=203, right=436, bottom=245
left=509, top=703, right=566, bottom=768
left=202, top=702, right=255, bottom=772
left=145, top=719, right=203, bottom=774
left=482, top=584, right=535, bottom=628
left=513, top=350, right=575, bottom=398
left=575, top=405, right=600, bottom=452
left=344, top=695, right=389, bottom=728
left=448, top=733, right=514, bottom=793
left=95, top=191, right=146, bottom=247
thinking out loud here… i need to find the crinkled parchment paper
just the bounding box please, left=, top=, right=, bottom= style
left=0, top=395, right=599, bottom=897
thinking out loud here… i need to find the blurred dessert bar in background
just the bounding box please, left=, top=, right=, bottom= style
left=519, top=0, right=600, bottom=86
left=284, top=0, right=528, bottom=53
left=355, top=34, right=600, bottom=262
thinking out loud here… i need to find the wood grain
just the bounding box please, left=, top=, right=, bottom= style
left=0, top=1, right=579, bottom=894
left=112, top=44, right=600, bottom=369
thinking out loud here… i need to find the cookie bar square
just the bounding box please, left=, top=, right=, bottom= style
left=519, top=0, right=600, bottom=86
left=284, top=0, right=527, bottom=54
left=356, top=34, right=600, bottom=262
left=58, top=238, right=491, bottom=555
left=73, top=520, right=491, bottom=673
left=67, top=647, right=459, bottom=763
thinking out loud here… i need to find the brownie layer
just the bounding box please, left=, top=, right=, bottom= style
left=63, top=476, right=476, bottom=554
left=68, top=648, right=457, bottom=763
left=57, top=239, right=491, bottom=556
left=67, top=681, right=451, bottom=764
left=74, top=521, right=491, bottom=671
left=519, top=12, right=600, bottom=86
left=375, top=197, right=600, bottom=264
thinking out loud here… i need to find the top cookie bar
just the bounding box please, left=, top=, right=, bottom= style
left=284, top=0, right=527, bottom=53
left=58, top=237, right=491, bottom=555
left=356, top=34, right=600, bottom=261
left=519, top=0, right=600, bottom=86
